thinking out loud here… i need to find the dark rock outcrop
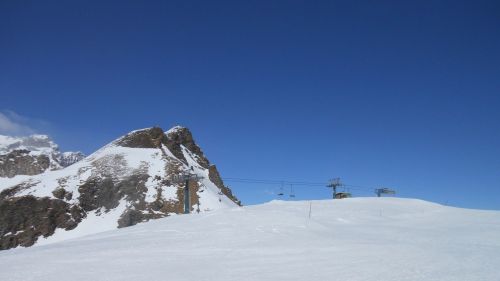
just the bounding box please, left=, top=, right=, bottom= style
left=52, top=188, right=67, bottom=200
left=164, top=127, right=210, bottom=168
left=116, top=126, right=212, bottom=169
left=0, top=150, right=50, bottom=178
left=0, top=196, right=84, bottom=250
left=114, top=127, right=165, bottom=149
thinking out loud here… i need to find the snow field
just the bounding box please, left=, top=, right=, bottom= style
left=1, top=198, right=499, bottom=281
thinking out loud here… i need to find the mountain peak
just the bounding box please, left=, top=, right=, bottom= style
left=113, top=126, right=207, bottom=167
left=0, top=134, right=57, bottom=155
left=165, top=125, right=187, bottom=135
left=0, top=125, right=239, bottom=250
left=114, top=127, right=165, bottom=149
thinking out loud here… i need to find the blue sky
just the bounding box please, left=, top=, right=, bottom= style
left=1, top=0, right=499, bottom=209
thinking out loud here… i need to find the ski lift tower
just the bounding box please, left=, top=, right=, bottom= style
left=171, top=172, right=203, bottom=214
left=375, top=187, right=396, bottom=197
left=327, top=178, right=343, bottom=199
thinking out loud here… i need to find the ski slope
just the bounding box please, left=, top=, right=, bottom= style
left=1, top=198, right=499, bottom=281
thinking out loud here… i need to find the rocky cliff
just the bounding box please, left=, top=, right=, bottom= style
left=0, top=150, right=50, bottom=178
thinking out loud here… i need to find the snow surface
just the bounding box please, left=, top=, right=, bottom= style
left=1, top=198, right=499, bottom=281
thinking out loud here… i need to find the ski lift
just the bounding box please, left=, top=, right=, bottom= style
left=278, top=181, right=284, bottom=196
left=289, top=184, right=295, bottom=198
left=375, top=187, right=396, bottom=197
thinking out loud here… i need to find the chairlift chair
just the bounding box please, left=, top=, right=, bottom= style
left=289, top=184, right=295, bottom=198
left=375, top=187, right=396, bottom=197
left=278, top=182, right=284, bottom=196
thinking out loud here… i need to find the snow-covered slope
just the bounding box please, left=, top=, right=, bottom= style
left=0, top=126, right=239, bottom=250
left=0, top=198, right=498, bottom=281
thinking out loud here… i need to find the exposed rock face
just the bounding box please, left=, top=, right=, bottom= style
left=0, top=126, right=239, bottom=250
left=114, top=127, right=165, bottom=149
left=0, top=195, right=84, bottom=249
left=0, top=150, right=50, bottom=178
left=164, top=126, right=210, bottom=168
left=116, top=126, right=211, bottom=169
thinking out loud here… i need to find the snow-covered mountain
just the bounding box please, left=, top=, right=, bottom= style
left=0, top=134, right=85, bottom=178
left=0, top=134, right=59, bottom=155
left=0, top=198, right=498, bottom=281
left=0, top=126, right=239, bottom=250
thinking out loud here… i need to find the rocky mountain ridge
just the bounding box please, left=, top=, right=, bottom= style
left=0, top=126, right=239, bottom=250
left=0, top=134, right=85, bottom=178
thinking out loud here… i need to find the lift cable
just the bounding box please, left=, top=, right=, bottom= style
left=222, top=177, right=376, bottom=191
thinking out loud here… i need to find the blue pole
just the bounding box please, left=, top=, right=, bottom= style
left=184, top=178, right=190, bottom=214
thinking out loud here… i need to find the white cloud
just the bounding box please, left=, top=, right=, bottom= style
left=0, top=110, right=48, bottom=136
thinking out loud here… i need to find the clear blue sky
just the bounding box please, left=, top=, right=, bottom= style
left=1, top=1, right=499, bottom=209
